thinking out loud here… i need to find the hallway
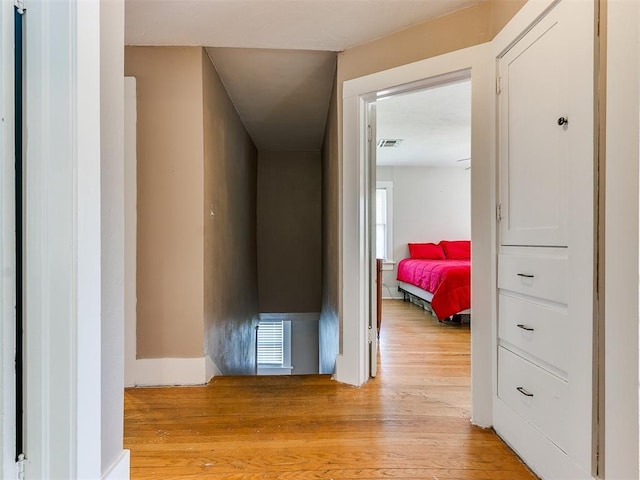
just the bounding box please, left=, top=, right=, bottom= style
left=124, top=300, right=536, bottom=479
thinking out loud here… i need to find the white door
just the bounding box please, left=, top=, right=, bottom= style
left=498, top=2, right=587, bottom=247
left=495, top=0, right=595, bottom=477
left=367, top=103, right=378, bottom=378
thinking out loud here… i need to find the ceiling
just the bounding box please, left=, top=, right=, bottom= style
left=376, top=79, right=471, bottom=168
left=126, top=1, right=483, bottom=51
left=125, top=0, right=483, bottom=152
left=206, top=48, right=336, bottom=151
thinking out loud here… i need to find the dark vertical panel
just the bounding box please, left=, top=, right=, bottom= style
left=14, top=5, right=24, bottom=461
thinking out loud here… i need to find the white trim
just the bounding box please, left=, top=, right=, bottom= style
left=340, top=44, right=494, bottom=426
left=100, top=1, right=127, bottom=474
left=493, top=398, right=589, bottom=479
left=257, top=366, right=294, bottom=375
left=0, top=0, right=16, bottom=477
left=101, top=450, right=130, bottom=480
left=258, top=312, right=320, bottom=322
left=492, top=0, right=558, bottom=57
left=205, top=354, right=222, bottom=380
left=24, top=1, right=102, bottom=477
left=76, top=1, right=103, bottom=476
left=604, top=0, right=640, bottom=477
left=339, top=92, right=371, bottom=387
left=134, top=357, right=210, bottom=387
left=124, top=77, right=137, bottom=389
left=376, top=181, right=393, bottom=262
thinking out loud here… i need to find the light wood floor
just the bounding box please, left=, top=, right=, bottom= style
left=124, top=300, right=536, bottom=479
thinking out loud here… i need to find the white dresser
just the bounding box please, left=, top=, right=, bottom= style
left=494, top=1, right=596, bottom=478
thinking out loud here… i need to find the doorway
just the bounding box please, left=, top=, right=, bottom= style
left=372, top=78, right=472, bottom=316
left=369, top=79, right=472, bottom=394
left=339, top=45, right=494, bottom=426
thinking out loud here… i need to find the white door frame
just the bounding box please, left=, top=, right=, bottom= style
left=0, top=1, right=17, bottom=477
left=366, top=102, right=377, bottom=379
left=23, top=1, right=102, bottom=478
left=338, top=43, right=495, bottom=427
left=124, top=77, right=138, bottom=388
left=602, top=0, right=640, bottom=476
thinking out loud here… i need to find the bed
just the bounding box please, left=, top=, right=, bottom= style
left=396, top=240, right=471, bottom=321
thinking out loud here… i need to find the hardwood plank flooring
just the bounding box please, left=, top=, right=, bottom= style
left=125, top=300, right=536, bottom=479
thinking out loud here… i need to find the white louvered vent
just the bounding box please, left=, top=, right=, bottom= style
left=257, top=320, right=284, bottom=365
left=377, top=139, right=403, bottom=148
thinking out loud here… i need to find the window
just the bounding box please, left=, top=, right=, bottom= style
left=376, top=181, right=393, bottom=261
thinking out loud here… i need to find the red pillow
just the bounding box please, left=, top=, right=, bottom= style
left=408, top=243, right=446, bottom=260
left=440, top=240, right=471, bottom=259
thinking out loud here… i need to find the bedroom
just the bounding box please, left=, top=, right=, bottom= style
left=374, top=79, right=471, bottom=327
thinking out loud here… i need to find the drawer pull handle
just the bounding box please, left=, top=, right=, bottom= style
left=516, top=386, right=534, bottom=397
left=516, top=324, right=535, bottom=332
left=517, top=273, right=535, bottom=278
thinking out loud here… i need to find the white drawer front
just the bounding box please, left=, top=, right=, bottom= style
left=498, top=347, right=569, bottom=451
left=498, top=253, right=568, bottom=304
left=499, top=293, right=569, bottom=373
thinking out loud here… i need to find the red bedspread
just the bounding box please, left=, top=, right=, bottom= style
left=397, top=258, right=471, bottom=320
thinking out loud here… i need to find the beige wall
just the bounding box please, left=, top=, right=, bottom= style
left=338, top=1, right=526, bottom=87
left=126, top=47, right=259, bottom=373
left=125, top=47, right=205, bottom=359
left=319, top=77, right=340, bottom=374
left=202, top=50, right=260, bottom=374
left=257, top=151, right=322, bottom=313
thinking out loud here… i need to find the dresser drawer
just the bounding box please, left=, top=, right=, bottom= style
left=498, top=347, right=569, bottom=451
left=498, top=253, right=568, bottom=304
left=499, top=293, right=569, bottom=373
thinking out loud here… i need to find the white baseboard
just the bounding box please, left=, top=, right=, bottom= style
left=494, top=398, right=590, bottom=479
left=257, top=365, right=293, bottom=375
left=134, top=357, right=209, bottom=386
left=259, top=312, right=320, bottom=321
left=205, top=354, right=222, bottom=382
left=102, top=450, right=130, bottom=480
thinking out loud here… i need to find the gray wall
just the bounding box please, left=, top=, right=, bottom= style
left=257, top=151, right=322, bottom=313
left=202, top=50, right=260, bottom=375
left=291, top=318, right=320, bottom=374
left=319, top=80, right=340, bottom=374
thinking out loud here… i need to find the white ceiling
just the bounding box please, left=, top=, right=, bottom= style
left=125, top=0, right=482, bottom=152
left=125, top=1, right=483, bottom=51
left=376, top=79, right=471, bottom=168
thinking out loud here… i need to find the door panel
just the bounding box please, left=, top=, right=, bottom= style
left=499, top=14, right=572, bottom=247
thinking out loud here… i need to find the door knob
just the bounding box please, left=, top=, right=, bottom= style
left=557, top=116, right=568, bottom=126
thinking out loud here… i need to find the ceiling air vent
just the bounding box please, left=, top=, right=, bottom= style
left=377, top=139, right=402, bottom=148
